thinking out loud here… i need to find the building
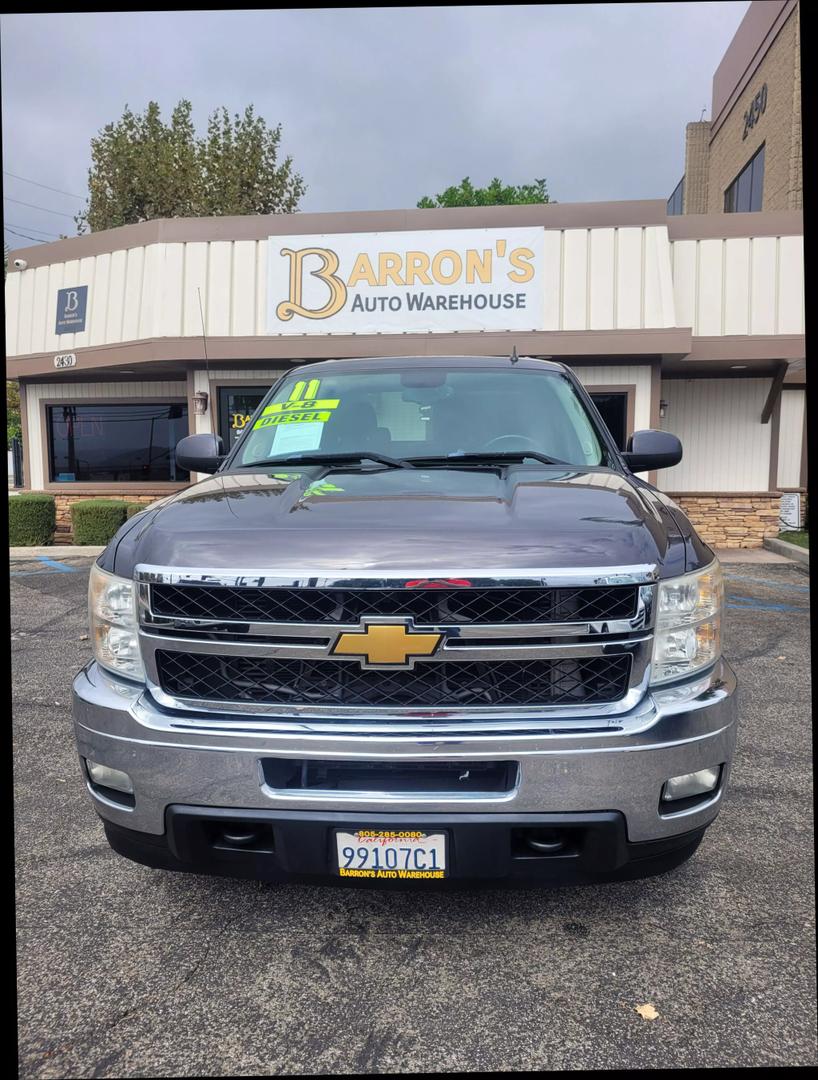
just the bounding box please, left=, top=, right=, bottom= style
left=668, top=0, right=801, bottom=216
left=4, top=199, right=805, bottom=546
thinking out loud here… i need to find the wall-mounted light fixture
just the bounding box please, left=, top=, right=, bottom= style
left=193, top=390, right=209, bottom=416
left=659, top=399, right=669, bottom=419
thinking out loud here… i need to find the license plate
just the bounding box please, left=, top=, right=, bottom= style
left=335, top=830, right=447, bottom=880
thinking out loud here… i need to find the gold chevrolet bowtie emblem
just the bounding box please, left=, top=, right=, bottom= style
left=332, top=621, right=442, bottom=669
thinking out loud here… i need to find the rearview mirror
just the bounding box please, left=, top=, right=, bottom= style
left=176, top=433, right=226, bottom=475
left=622, top=429, right=682, bottom=472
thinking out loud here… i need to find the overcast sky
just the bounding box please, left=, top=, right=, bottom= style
left=2, top=3, right=750, bottom=247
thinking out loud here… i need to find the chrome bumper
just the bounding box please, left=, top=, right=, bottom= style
left=72, top=658, right=737, bottom=844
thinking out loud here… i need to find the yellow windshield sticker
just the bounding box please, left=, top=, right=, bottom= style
left=262, top=398, right=340, bottom=415
left=287, top=378, right=322, bottom=401
left=255, top=410, right=332, bottom=429
left=253, top=377, right=341, bottom=430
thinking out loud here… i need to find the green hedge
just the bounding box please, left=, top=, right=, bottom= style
left=71, top=499, right=130, bottom=545
left=9, top=493, right=56, bottom=546
left=125, top=502, right=146, bottom=520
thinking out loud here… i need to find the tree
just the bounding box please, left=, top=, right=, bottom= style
left=6, top=380, right=21, bottom=449
left=417, top=176, right=551, bottom=209
left=76, top=100, right=305, bottom=233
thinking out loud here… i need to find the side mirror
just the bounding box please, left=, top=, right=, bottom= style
left=176, top=433, right=226, bottom=475
left=622, top=429, right=682, bottom=472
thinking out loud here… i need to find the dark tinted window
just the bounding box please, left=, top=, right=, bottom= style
left=238, top=368, right=606, bottom=468
left=724, top=144, right=765, bottom=212
left=47, top=403, right=189, bottom=483
left=589, top=392, right=628, bottom=450
left=667, top=178, right=684, bottom=216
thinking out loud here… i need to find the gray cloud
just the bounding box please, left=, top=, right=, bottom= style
left=1, top=3, right=749, bottom=245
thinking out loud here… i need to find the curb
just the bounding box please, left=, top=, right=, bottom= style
left=9, top=545, right=105, bottom=559
left=763, top=537, right=810, bottom=566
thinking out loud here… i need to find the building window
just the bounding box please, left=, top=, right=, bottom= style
left=667, top=177, right=685, bottom=216
left=217, top=386, right=268, bottom=450
left=47, top=402, right=189, bottom=483
left=724, top=144, right=765, bottom=212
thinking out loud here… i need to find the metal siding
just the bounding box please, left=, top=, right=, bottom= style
left=120, top=248, right=144, bottom=343
left=139, top=243, right=163, bottom=340
left=89, top=253, right=111, bottom=346
left=777, top=235, right=804, bottom=334
left=105, top=250, right=127, bottom=345
left=207, top=242, right=232, bottom=336
left=588, top=228, right=615, bottom=330
left=750, top=236, right=777, bottom=335
left=723, top=238, right=750, bottom=335
left=561, top=229, right=588, bottom=331
left=182, top=243, right=209, bottom=337
left=671, top=240, right=697, bottom=329
left=658, top=377, right=772, bottom=491
left=255, top=240, right=267, bottom=335
left=615, top=228, right=642, bottom=329
left=29, top=265, right=50, bottom=355
left=5, top=270, right=21, bottom=356
left=16, top=264, right=35, bottom=356
left=643, top=227, right=676, bottom=327
left=777, top=390, right=805, bottom=487
left=232, top=241, right=257, bottom=336
left=5, top=228, right=805, bottom=358
left=160, top=244, right=185, bottom=337
left=541, top=229, right=561, bottom=331
left=696, top=239, right=723, bottom=336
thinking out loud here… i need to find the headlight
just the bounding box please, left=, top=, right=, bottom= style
left=651, top=562, right=723, bottom=685
left=88, top=564, right=145, bottom=681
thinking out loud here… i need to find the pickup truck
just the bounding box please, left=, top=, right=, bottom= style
left=72, top=354, right=737, bottom=886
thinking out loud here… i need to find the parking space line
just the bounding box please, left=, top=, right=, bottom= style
left=36, top=556, right=77, bottom=573
left=724, top=574, right=809, bottom=593
left=727, top=597, right=808, bottom=612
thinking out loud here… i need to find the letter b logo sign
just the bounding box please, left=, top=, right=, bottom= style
left=56, top=285, right=88, bottom=334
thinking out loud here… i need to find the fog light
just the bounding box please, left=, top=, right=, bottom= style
left=85, top=759, right=134, bottom=794
left=662, top=766, right=721, bottom=802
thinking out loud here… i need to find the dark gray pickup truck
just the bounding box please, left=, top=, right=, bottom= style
left=72, top=355, right=736, bottom=886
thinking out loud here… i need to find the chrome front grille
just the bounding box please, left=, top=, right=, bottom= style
left=135, top=564, right=657, bottom=729
left=150, top=582, right=638, bottom=626
left=155, top=651, right=633, bottom=709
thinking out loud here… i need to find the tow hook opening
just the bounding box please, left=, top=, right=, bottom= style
left=205, top=821, right=276, bottom=855
left=512, top=827, right=580, bottom=859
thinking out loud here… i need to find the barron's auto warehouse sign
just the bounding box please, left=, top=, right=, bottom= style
left=267, top=227, right=545, bottom=335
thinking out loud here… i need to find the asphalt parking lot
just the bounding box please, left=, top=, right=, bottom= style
left=12, top=554, right=816, bottom=1074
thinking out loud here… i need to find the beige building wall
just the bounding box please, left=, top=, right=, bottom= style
left=706, top=3, right=801, bottom=213
left=657, top=377, right=773, bottom=492
left=682, top=122, right=711, bottom=214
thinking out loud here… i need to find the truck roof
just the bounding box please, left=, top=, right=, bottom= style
left=288, top=355, right=569, bottom=377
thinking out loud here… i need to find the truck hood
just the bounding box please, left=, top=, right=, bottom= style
left=111, top=465, right=690, bottom=578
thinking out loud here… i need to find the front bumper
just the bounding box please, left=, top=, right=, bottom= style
left=72, top=658, right=737, bottom=882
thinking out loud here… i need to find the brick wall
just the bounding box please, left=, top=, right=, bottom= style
left=683, top=122, right=711, bottom=213
left=670, top=493, right=781, bottom=548
left=706, top=4, right=800, bottom=212
left=54, top=493, right=163, bottom=543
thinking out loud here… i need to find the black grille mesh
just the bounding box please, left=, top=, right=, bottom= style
left=151, top=584, right=637, bottom=626
left=156, top=651, right=632, bottom=709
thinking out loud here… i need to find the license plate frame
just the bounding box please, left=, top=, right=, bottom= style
left=334, top=829, right=448, bottom=880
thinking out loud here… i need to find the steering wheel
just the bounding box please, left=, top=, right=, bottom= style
left=483, top=434, right=542, bottom=451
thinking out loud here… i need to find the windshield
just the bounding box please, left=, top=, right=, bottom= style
left=235, top=367, right=606, bottom=468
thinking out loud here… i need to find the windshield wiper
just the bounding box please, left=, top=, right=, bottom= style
left=242, top=451, right=416, bottom=470
left=405, top=451, right=571, bottom=468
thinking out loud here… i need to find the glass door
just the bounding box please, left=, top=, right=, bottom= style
left=218, top=386, right=269, bottom=451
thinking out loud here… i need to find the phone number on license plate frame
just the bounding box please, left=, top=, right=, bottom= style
left=335, top=830, right=447, bottom=879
